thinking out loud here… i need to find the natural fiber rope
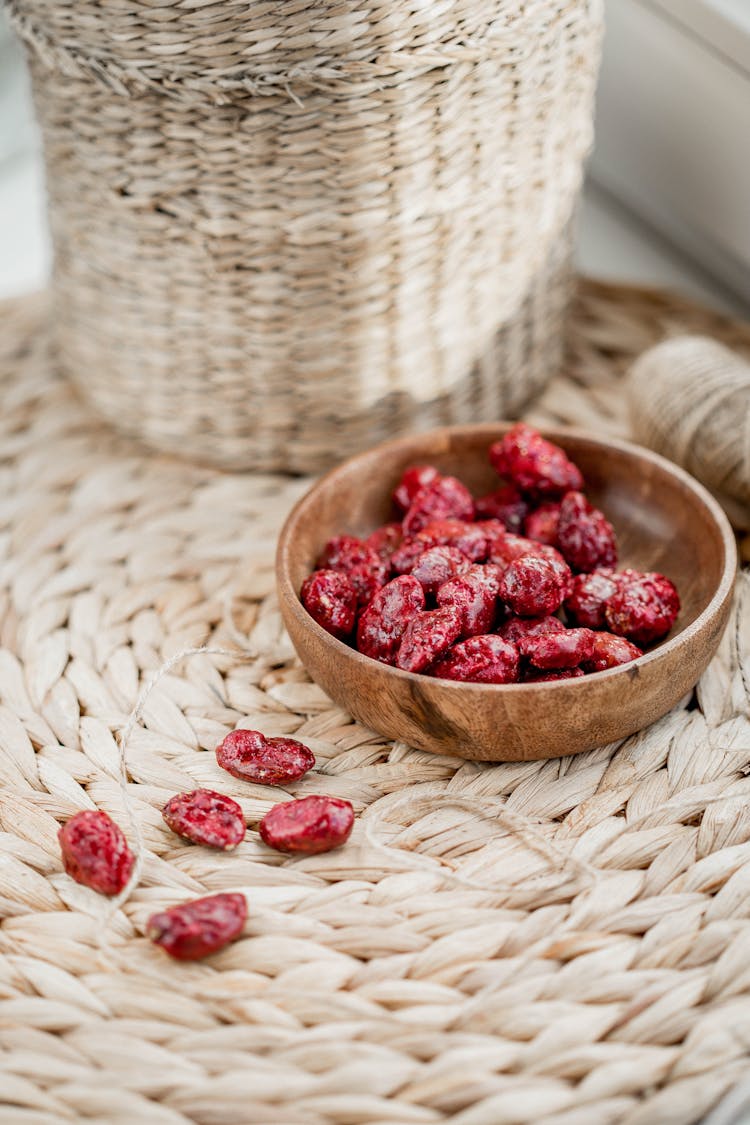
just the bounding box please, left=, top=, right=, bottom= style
left=10, top=0, right=602, bottom=472
left=1, top=280, right=750, bottom=1125
left=628, top=337, right=750, bottom=529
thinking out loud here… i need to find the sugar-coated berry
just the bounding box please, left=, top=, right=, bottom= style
left=584, top=632, right=643, bottom=672
left=396, top=606, right=463, bottom=673
left=410, top=546, right=471, bottom=595
left=489, top=423, right=584, bottom=497
left=300, top=569, right=358, bottom=639
left=162, top=789, right=246, bottom=850
left=474, top=485, right=529, bottom=532
left=356, top=575, right=425, bottom=664
left=259, top=796, right=354, bottom=855
left=564, top=568, right=620, bottom=629
left=392, top=465, right=441, bottom=514
left=557, top=491, right=618, bottom=573
left=523, top=628, right=595, bottom=669
left=431, top=635, right=520, bottom=684
left=402, top=476, right=475, bottom=535
left=605, top=571, right=680, bottom=646
left=498, top=554, right=569, bottom=617
left=498, top=615, right=567, bottom=644
left=216, top=729, right=315, bottom=785
left=58, top=810, right=134, bottom=896
left=524, top=501, right=561, bottom=546
left=436, top=564, right=502, bottom=637
left=147, top=893, right=247, bottom=961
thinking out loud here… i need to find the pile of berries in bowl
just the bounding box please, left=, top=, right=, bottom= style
left=277, top=422, right=735, bottom=760
left=299, top=424, right=680, bottom=684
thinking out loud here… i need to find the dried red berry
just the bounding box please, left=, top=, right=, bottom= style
left=564, top=568, right=620, bottom=629
left=498, top=615, right=566, bottom=644
left=584, top=632, right=643, bottom=672
left=390, top=537, right=427, bottom=575
left=58, top=810, right=134, bottom=896
left=366, top=522, right=403, bottom=561
left=216, top=729, right=315, bottom=786
left=432, top=635, right=519, bottom=684
left=347, top=558, right=389, bottom=608
left=557, top=491, right=618, bottom=573
left=402, top=476, right=475, bottom=535
left=524, top=502, right=561, bottom=546
left=605, top=572, right=680, bottom=646
left=524, top=627, right=595, bottom=669
left=489, top=424, right=584, bottom=497
left=396, top=606, right=463, bottom=673
left=410, top=546, right=471, bottom=595
left=162, top=789, right=245, bottom=851
left=487, top=532, right=549, bottom=568
left=316, top=534, right=375, bottom=573
left=498, top=554, right=570, bottom=617
left=392, top=465, right=441, bottom=514
left=356, top=575, right=425, bottom=664
left=474, top=484, right=529, bottom=532
left=436, top=564, right=502, bottom=637
left=415, top=519, right=488, bottom=562
left=259, top=796, right=354, bottom=855
left=300, top=569, right=357, bottom=639
left=147, top=892, right=247, bottom=961
left=524, top=666, right=586, bottom=683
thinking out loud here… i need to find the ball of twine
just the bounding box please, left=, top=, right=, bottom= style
left=628, top=335, right=750, bottom=529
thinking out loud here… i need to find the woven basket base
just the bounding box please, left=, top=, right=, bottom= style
left=0, top=279, right=749, bottom=1125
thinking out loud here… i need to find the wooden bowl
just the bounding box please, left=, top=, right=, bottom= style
left=276, top=425, right=736, bottom=761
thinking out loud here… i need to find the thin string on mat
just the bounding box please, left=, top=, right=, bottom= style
left=104, top=642, right=258, bottom=929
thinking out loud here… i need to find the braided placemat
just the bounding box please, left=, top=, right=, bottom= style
left=1, top=279, right=749, bottom=1125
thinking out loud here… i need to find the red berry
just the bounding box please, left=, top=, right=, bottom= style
left=402, top=476, right=475, bottom=535
left=557, top=491, right=618, bottom=573
left=489, top=424, right=584, bottom=497
left=414, top=519, right=488, bottom=562
left=498, top=554, right=570, bottom=616
left=316, top=534, right=374, bottom=572
left=524, top=502, right=561, bottom=546
left=58, top=810, right=134, bottom=896
left=474, top=485, right=529, bottom=532
left=390, top=538, right=427, bottom=575
left=605, top=572, right=680, bottom=646
left=259, top=796, right=354, bottom=855
left=564, top=568, right=619, bottom=629
left=300, top=569, right=357, bottom=639
left=147, top=893, right=247, bottom=961
left=365, top=522, right=403, bottom=561
left=216, top=729, right=315, bottom=786
left=392, top=465, right=441, bottom=514
left=162, top=789, right=245, bottom=851
left=346, top=557, right=389, bottom=608
left=523, top=627, right=595, bottom=669
left=410, top=546, right=471, bottom=595
left=436, top=564, right=502, bottom=637
left=356, top=575, right=425, bottom=664
left=584, top=632, right=643, bottom=672
left=524, top=666, right=586, bottom=682
left=487, top=532, right=549, bottom=567
left=396, top=606, right=463, bottom=673
left=498, top=615, right=566, bottom=644
left=432, top=635, right=519, bottom=684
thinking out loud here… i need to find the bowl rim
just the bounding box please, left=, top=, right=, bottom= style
left=276, top=423, right=738, bottom=693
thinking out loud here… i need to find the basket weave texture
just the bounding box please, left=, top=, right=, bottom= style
left=9, top=0, right=601, bottom=471
left=0, top=279, right=749, bottom=1125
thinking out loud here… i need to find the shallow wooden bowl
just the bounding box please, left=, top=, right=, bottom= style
left=276, top=425, right=736, bottom=761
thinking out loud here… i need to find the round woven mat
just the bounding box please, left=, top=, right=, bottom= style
left=1, top=279, right=749, bottom=1125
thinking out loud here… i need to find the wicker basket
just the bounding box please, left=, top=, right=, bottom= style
left=9, top=0, right=603, bottom=473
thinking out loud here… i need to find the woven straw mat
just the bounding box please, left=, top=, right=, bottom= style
left=1, top=279, right=750, bottom=1125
